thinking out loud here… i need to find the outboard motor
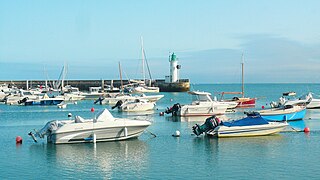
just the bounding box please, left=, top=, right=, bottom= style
left=165, top=103, right=181, bottom=116
left=112, top=100, right=123, bottom=109
left=94, top=96, right=104, bottom=105
left=192, top=116, right=221, bottom=136
left=18, top=97, right=28, bottom=104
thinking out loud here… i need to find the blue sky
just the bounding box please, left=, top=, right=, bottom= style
left=1, top=0, right=320, bottom=83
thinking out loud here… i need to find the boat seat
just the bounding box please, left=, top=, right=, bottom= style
left=75, top=116, right=85, bottom=123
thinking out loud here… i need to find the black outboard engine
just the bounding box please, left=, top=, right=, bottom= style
left=18, top=97, right=28, bottom=104
left=112, top=100, right=123, bottom=109
left=165, top=103, right=181, bottom=116
left=94, top=96, right=104, bottom=105
left=192, top=116, right=221, bottom=136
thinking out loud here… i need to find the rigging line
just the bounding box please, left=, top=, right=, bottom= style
left=144, top=49, right=153, bottom=81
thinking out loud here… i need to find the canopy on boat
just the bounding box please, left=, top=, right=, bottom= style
left=222, top=116, right=268, bottom=127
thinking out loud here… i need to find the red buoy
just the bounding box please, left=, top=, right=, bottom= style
left=16, top=136, right=22, bottom=144
left=90, top=108, right=95, bottom=112
left=304, top=127, right=310, bottom=133
left=262, top=106, right=265, bottom=109
left=159, top=112, right=164, bottom=116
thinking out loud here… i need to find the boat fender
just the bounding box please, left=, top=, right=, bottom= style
left=172, top=130, right=180, bottom=137
left=16, top=136, right=23, bottom=144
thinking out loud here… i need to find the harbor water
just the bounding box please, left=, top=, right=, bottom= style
left=1, top=83, right=320, bottom=179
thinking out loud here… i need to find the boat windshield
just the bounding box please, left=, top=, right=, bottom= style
left=192, top=94, right=211, bottom=102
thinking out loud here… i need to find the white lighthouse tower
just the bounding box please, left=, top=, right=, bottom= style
left=165, top=52, right=181, bottom=83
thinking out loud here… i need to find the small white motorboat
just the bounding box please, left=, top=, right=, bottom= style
left=166, top=91, right=229, bottom=116
left=112, top=99, right=155, bottom=112
left=96, top=93, right=164, bottom=105
left=192, top=115, right=288, bottom=138
left=28, top=109, right=151, bottom=144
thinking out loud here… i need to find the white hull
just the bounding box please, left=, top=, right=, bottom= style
left=50, top=125, right=148, bottom=144
left=132, top=86, right=160, bottom=93
left=219, top=101, right=238, bottom=109
left=307, top=98, right=320, bottom=109
left=209, top=122, right=287, bottom=137
left=119, top=102, right=155, bottom=112
left=178, top=103, right=228, bottom=116
left=82, top=93, right=105, bottom=99
left=102, top=94, right=164, bottom=105
left=57, top=94, right=85, bottom=101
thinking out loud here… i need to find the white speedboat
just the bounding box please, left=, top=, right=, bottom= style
left=193, top=115, right=288, bottom=138
left=97, top=93, right=164, bottom=105
left=271, top=92, right=319, bottom=109
left=307, top=93, right=320, bottom=109
left=28, top=109, right=151, bottom=144
left=132, top=84, right=160, bottom=93
left=113, top=99, right=156, bottom=112
left=24, top=94, right=64, bottom=106
left=82, top=87, right=106, bottom=99
left=287, top=92, right=320, bottom=109
left=166, top=91, right=230, bottom=116
left=4, top=90, right=39, bottom=105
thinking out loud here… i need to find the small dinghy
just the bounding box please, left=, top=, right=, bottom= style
left=192, top=115, right=288, bottom=138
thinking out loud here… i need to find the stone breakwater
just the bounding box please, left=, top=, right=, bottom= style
left=0, top=79, right=190, bottom=92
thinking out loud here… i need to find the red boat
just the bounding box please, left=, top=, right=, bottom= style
left=220, top=92, right=256, bottom=108
left=219, top=54, right=256, bottom=108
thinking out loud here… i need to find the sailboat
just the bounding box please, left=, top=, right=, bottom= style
left=128, top=37, right=159, bottom=93
left=220, top=54, right=256, bottom=107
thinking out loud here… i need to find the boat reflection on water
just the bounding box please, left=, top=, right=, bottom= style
left=29, top=139, right=148, bottom=178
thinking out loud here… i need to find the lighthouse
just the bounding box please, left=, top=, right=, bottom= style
left=165, top=53, right=181, bottom=83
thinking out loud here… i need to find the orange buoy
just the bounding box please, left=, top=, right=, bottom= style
left=16, top=136, right=22, bottom=144
left=90, top=108, right=95, bottom=112
left=304, top=127, right=310, bottom=133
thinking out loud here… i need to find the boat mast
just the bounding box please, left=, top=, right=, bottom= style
left=141, top=36, right=146, bottom=85
left=241, top=53, right=244, bottom=98
left=118, top=62, right=124, bottom=93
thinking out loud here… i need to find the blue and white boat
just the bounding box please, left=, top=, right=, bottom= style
left=257, top=105, right=306, bottom=121
left=24, top=94, right=64, bottom=106
left=193, top=115, right=288, bottom=138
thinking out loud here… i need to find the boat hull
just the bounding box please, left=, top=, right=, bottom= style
left=178, top=104, right=227, bottom=117
left=25, top=99, right=64, bottom=106
left=307, top=99, right=320, bottom=109
left=259, top=106, right=306, bottom=121
left=49, top=125, right=149, bottom=144
left=120, top=102, right=155, bottom=112
left=237, top=98, right=256, bottom=107
left=210, top=122, right=287, bottom=137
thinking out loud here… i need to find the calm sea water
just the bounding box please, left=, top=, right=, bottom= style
left=1, top=83, right=320, bottom=179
